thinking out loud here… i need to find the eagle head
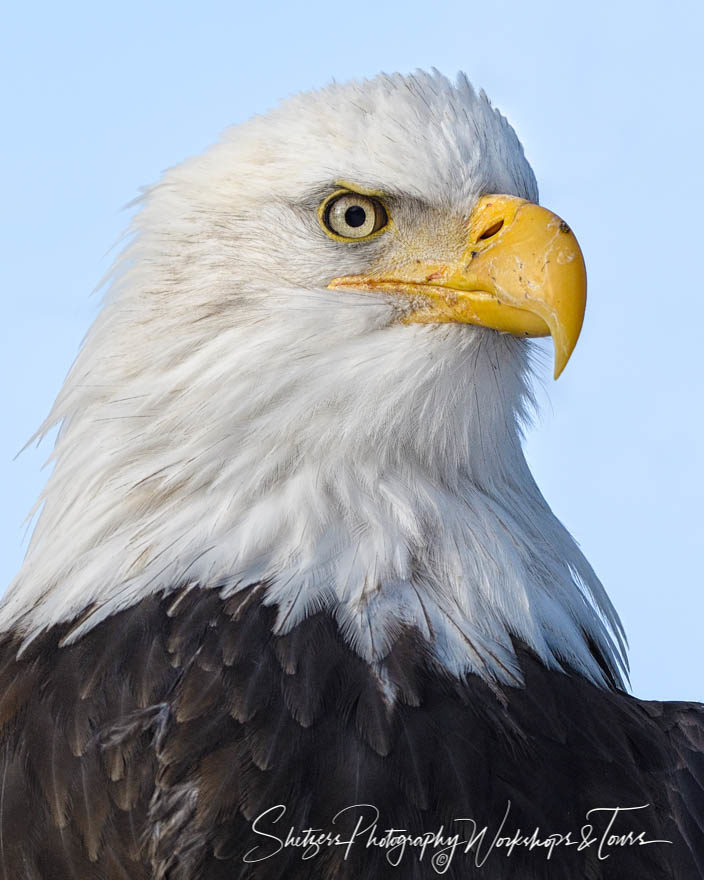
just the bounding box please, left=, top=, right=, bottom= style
left=2, top=71, right=625, bottom=688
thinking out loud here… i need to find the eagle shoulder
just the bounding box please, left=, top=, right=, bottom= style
left=0, top=587, right=701, bottom=879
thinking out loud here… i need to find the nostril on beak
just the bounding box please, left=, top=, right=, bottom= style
left=477, top=219, right=504, bottom=241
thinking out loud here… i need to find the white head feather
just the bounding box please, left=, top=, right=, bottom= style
left=1, top=71, right=626, bottom=687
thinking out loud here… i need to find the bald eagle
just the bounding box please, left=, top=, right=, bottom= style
left=1, top=71, right=702, bottom=880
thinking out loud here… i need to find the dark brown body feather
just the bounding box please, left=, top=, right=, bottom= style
left=0, top=586, right=701, bottom=879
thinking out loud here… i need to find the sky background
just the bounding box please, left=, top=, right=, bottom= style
left=1, top=0, right=702, bottom=700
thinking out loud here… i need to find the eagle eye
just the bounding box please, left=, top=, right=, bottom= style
left=319, top=190, right=389, bottom=241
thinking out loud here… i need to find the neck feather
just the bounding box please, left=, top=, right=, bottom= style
left=1, top=287, right=627, bottom=687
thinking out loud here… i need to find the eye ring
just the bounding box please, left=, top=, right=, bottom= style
left=318, top=190, right=390, bottom=242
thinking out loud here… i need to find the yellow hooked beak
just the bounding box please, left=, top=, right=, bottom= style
left=327, top=194, right=587, bottom=379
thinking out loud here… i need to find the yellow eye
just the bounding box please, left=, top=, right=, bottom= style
left=319, top=190, right=389, bottom=241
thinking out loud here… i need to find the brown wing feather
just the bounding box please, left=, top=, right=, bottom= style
left=0, top=587, right=701, bottom=879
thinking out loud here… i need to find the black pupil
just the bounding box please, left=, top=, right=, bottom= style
left=345, top=205, right=367, bottom=228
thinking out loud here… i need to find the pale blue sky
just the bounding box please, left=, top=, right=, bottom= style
left=1, top=1, right=702, bottom=699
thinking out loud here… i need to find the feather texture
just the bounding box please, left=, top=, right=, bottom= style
left=0, top=590, right=700, bottom=879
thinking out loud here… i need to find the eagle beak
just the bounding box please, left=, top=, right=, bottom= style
left=328, top=194, right=587, bottom=379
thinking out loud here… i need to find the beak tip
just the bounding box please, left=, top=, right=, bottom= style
left=551, top=338, right=571, bottom=380
left=552, top=339, right=577, bottom=380
left=549, top=309, right=584, bottom=380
